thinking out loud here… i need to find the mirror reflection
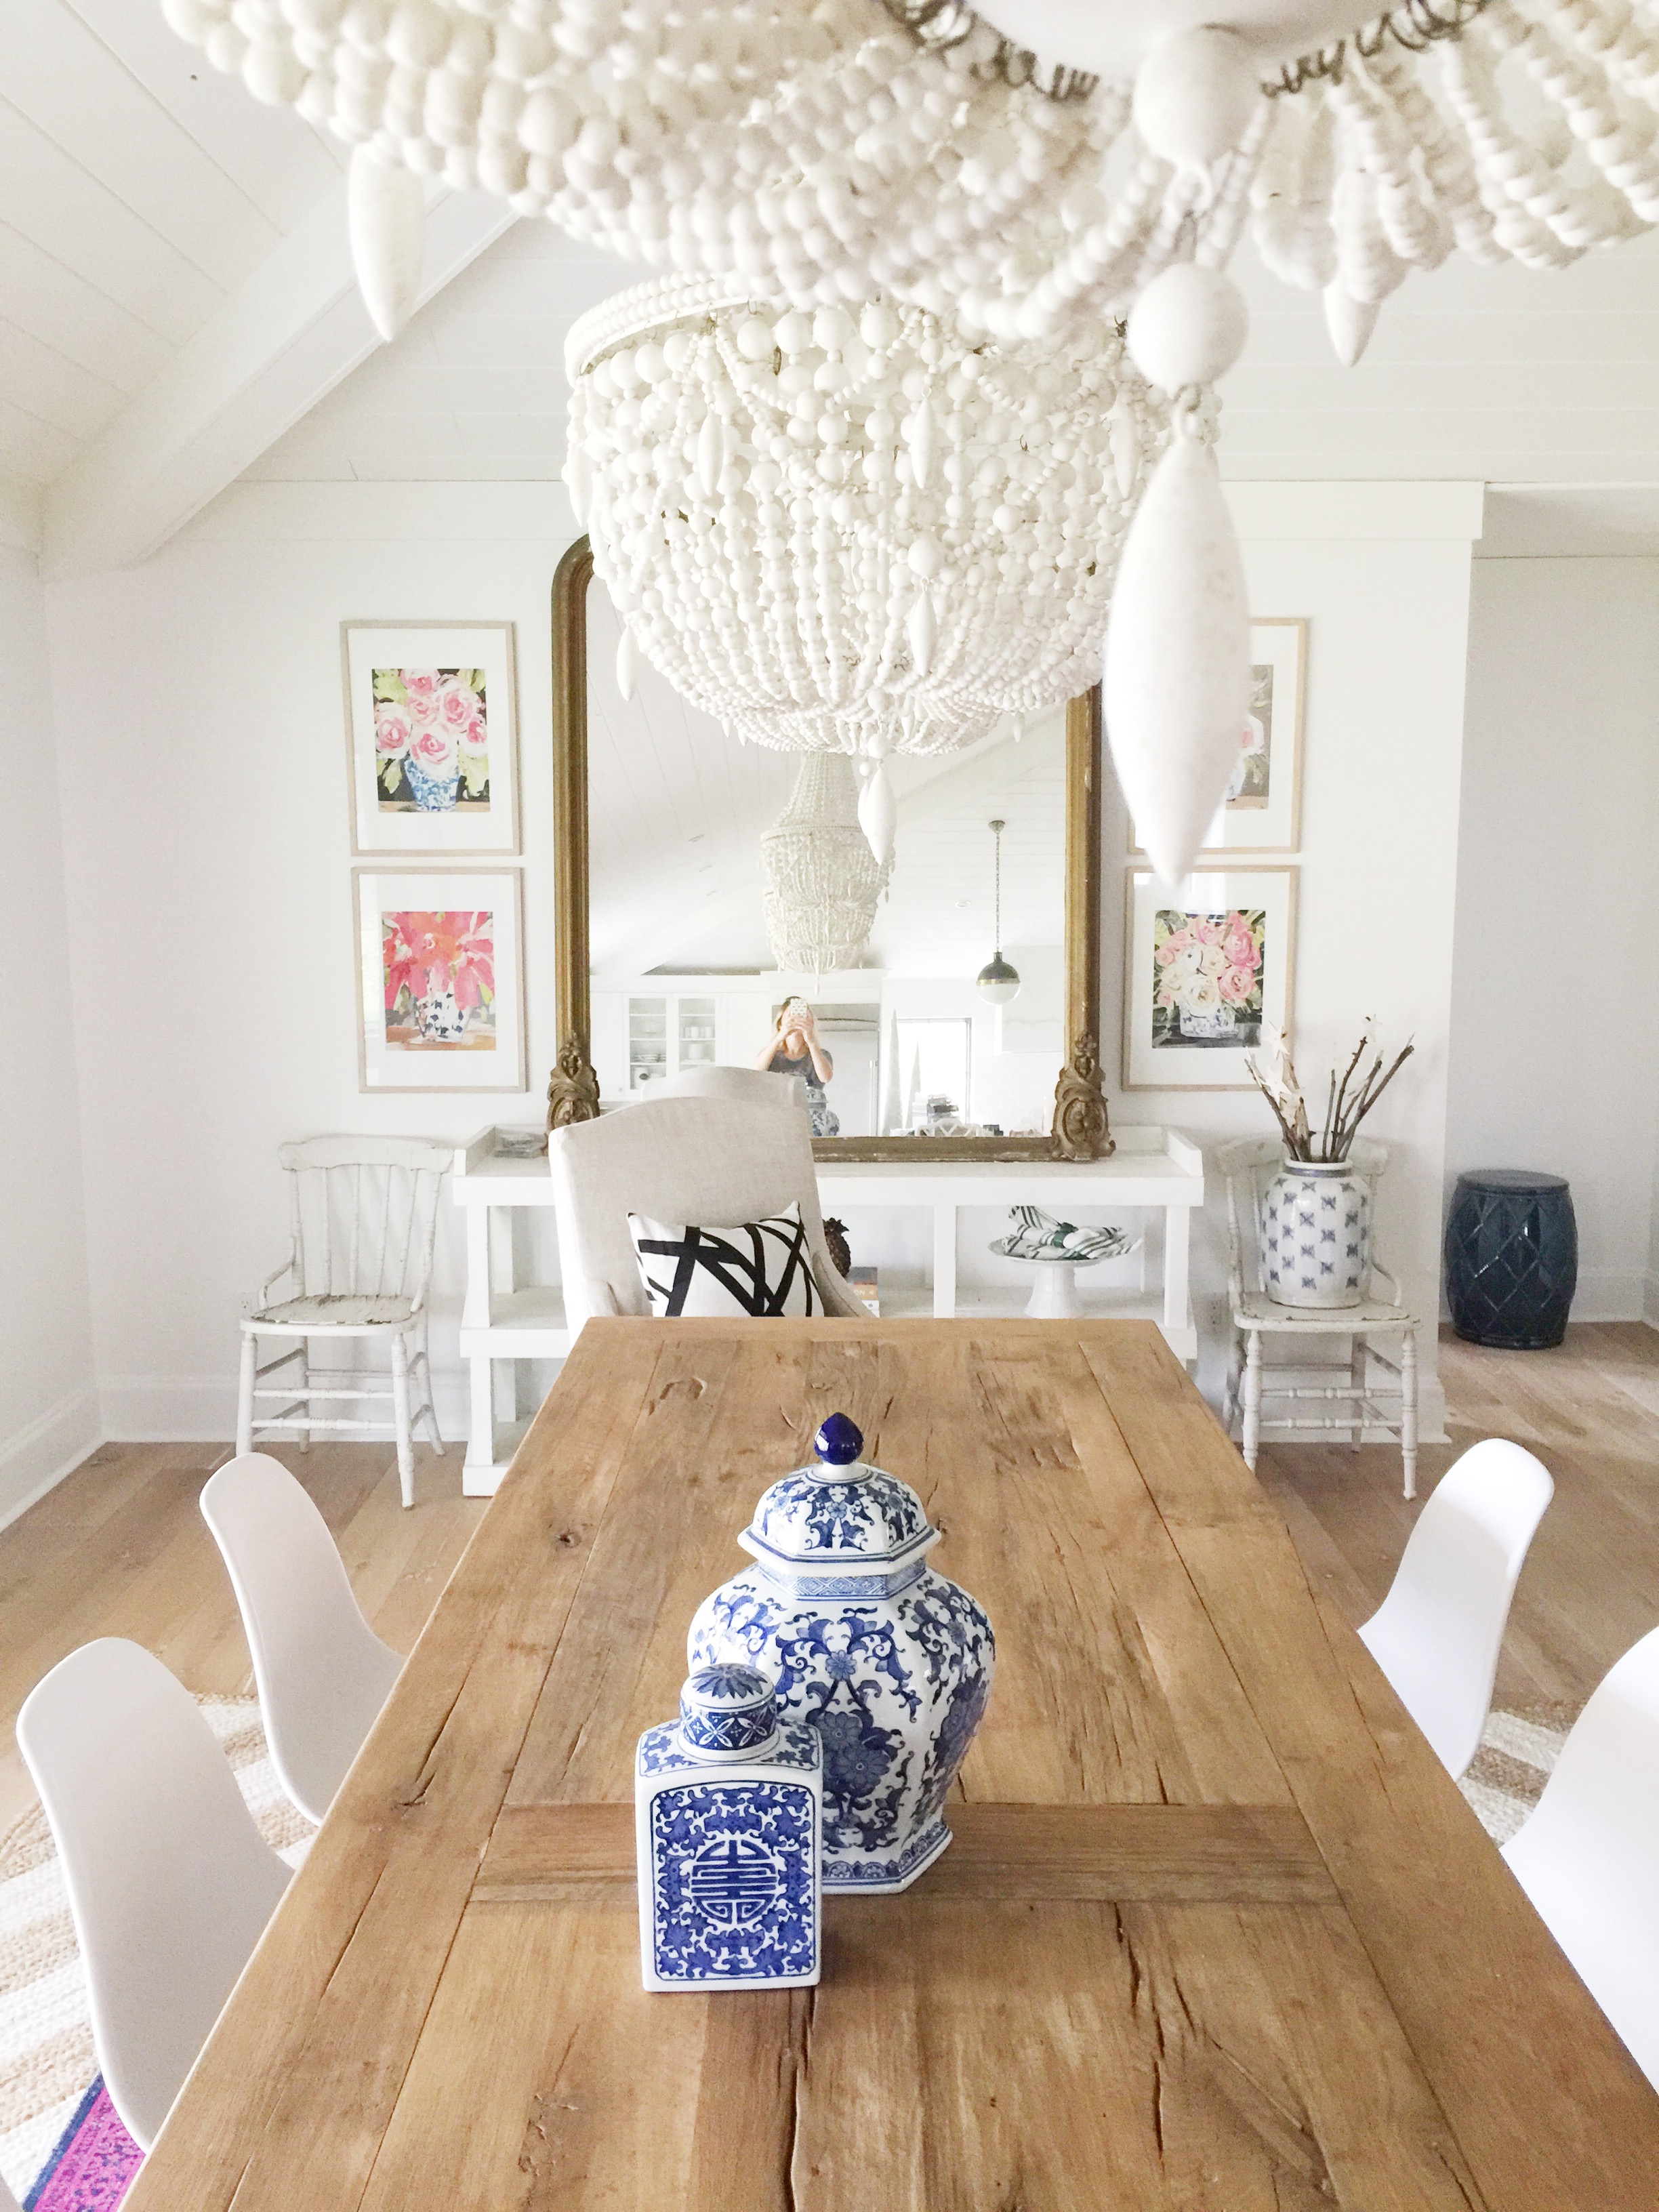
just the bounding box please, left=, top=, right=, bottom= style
left=587, top=588, right=1065, bottom=1140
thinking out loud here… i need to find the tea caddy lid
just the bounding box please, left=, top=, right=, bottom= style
left=740, top=1414, right=939, bottom=1584
left=677, top=1663, right=781, bottom=1761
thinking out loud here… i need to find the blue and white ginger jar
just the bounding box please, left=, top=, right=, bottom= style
left=688, top=1412, right=995, bottom=1893
left=635, top=1663, right=823, bottom=1992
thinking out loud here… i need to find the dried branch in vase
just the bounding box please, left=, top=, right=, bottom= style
left=1245, top=1024, right=1413, bottom=1164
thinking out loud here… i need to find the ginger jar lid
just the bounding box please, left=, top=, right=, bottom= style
left=740, top=1414, right=939, bottom=1588
left=678, top=1663, right=780, bottom=1761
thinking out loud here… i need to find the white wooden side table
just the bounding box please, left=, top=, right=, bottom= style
left=451, top=1122, right=1204, bottom=1494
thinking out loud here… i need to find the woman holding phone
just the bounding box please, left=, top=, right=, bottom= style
left=755, top=998, right=838, bottom=1136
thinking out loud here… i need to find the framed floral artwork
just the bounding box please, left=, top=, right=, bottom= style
left=344, top=622, right=519, bottom=855
left=1129, top=619, right=1306, bottom=857
left=1122, top=865, right=1297, bottom=1090
left=354, top=869, right=527, bottom=1092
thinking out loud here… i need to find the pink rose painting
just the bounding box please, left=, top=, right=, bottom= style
left=1153, top=906, right=1267, bottom=1049
left=373, top=667, right=490, bottom=813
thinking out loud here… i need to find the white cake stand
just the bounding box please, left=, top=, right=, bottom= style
left=991, top=1209, right=1139, bottom=1320
left=1010, top=1254, right=1088, bottom=1319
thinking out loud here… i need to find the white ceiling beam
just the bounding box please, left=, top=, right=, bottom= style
left=41, top=182, right=514, bottom=579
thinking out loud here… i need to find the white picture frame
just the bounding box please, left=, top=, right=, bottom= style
left=344, top=621, right=520, bottom=856
left=354, top=867, right=527, bottom=1092
left=1130, top=619, right=1306, bottom=857
left=1122, top=865, right=1298, bottom=1091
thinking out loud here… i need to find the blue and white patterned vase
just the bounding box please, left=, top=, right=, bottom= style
left=687, top=1412, right=995, bottom=1894
left=635, top=1663, right=822, bottom=1992
left=405, top=756, right=460, bottom=811
left=1261, top=1158, right=1372, bottom=1309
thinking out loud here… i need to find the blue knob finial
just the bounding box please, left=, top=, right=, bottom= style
left=814, top=1412, right=863, bottom=1466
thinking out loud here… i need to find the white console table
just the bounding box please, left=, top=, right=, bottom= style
left=818, top=1126, right=1204, bottom=1353
left=452, top=1122, right=1204, bottom=1495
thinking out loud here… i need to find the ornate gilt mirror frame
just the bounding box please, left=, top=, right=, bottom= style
left=546, top=535, right=1111, bottom=1162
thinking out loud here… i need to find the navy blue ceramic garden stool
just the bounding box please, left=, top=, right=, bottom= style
left=1444, top=1170, right=1577, bottom=1349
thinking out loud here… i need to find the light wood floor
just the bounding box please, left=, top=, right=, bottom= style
left=3, top=1321, right=1657, bottom=1833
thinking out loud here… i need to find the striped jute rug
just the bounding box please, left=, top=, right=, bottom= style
left=0, top=1698, right=314, bottom=2207
left=1460, top=1700, right=1573, bottom=1844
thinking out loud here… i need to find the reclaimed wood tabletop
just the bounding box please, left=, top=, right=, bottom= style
left=127, top=1318, right=1659, bottom=2211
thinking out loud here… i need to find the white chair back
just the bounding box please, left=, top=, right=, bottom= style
left=16, top=1639, right=291, bottom=2150
left=1358, top=1438, right=1553, bottom=1778
left=653, top=1066, right=809, bottom=1111
left=1215, top=1134, right=1391, bottom=1305
left=550, top=1094, right=863, bottom=1332
left=201, top=1454, right=403, bottom=1825
left=1503, top=1623, right=1659, bottom=2088
left=276, top=1135, right=452, bottom=1308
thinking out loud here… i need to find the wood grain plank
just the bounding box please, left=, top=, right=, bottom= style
left=1078, top=1322, right=1659, bottom=2205
left=122, top=1327, right=667, bottom=2212
left=475, top=1802, right=1338, bottom=1904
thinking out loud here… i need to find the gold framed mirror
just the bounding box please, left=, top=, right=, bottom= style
left=545, top=535, right=1110, bottom=1162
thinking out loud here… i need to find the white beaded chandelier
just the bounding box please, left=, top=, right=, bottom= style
left=163, top=0, right=1659, bottom=349
left=164, top=0, right=1659, bottom=876
left=760, top=753, right=893, bottom=973
left=566, top=274, right=1166, bottom=777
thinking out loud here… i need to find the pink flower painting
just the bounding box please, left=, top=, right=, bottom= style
left=382, top=910, right=497, bottom=1049
left=373, top=667, right=489, bottom=811
left=1153, top=906, right=1267, bottom=1049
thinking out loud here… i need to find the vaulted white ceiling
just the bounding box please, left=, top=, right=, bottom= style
left=0, top=0, right=512, bottom=573
left=246, top=217, right=1659, bottom=503
left=4, top=2, right=1658, bottom=567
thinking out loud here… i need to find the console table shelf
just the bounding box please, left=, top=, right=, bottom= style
left=451, top=1122, right=1203, bottom=1494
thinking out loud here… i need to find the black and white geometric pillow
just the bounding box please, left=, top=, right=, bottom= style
left=628, top=1202, right=823, bottom=1318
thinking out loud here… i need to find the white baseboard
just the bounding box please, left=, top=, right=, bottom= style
left=1566, top=1268, right=1650, bottom=1324
left=99, top=1369, right=473, bottom=1446
left=0, top=1382, right=102, bottom=1532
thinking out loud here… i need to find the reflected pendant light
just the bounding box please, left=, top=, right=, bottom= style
left=976, top=819, right=1021, bottom=1006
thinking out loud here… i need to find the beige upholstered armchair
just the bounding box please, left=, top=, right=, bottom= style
left=549, top=1092, right=865, bottom=1333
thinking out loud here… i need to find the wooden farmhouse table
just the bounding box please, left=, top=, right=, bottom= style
left=128, top=1319, right=1659, bottom=2211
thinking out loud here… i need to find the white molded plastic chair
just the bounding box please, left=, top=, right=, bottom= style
left=238, top=1135, right=452, bottom=1507
left=550, top=1094, right=865, bottom=1334
left=16, top=1639, right=291, bottom=2150
left=1503, top=1624, right=1659, bottom=2087
left=201, top=1453, right=403, bottom=1826
left=1357, top=1438, right=1553, bottom=1779
left=1217, top=1134, right=1422, bottom=1497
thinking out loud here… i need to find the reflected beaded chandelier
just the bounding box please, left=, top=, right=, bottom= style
left=760, top=754, right=893, bottom=973
left=566, top=274, right=1168, bottom=773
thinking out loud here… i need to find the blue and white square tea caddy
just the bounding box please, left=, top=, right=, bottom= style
left=688, top=1412, right=995, bottom=1893
left=635, top=1662, right=823, bottom=1992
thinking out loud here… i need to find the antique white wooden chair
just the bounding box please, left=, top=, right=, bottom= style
left=237, top=1136, right=451, bottom=1508
left=1216, top=1135, right=1421, bottom=1498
